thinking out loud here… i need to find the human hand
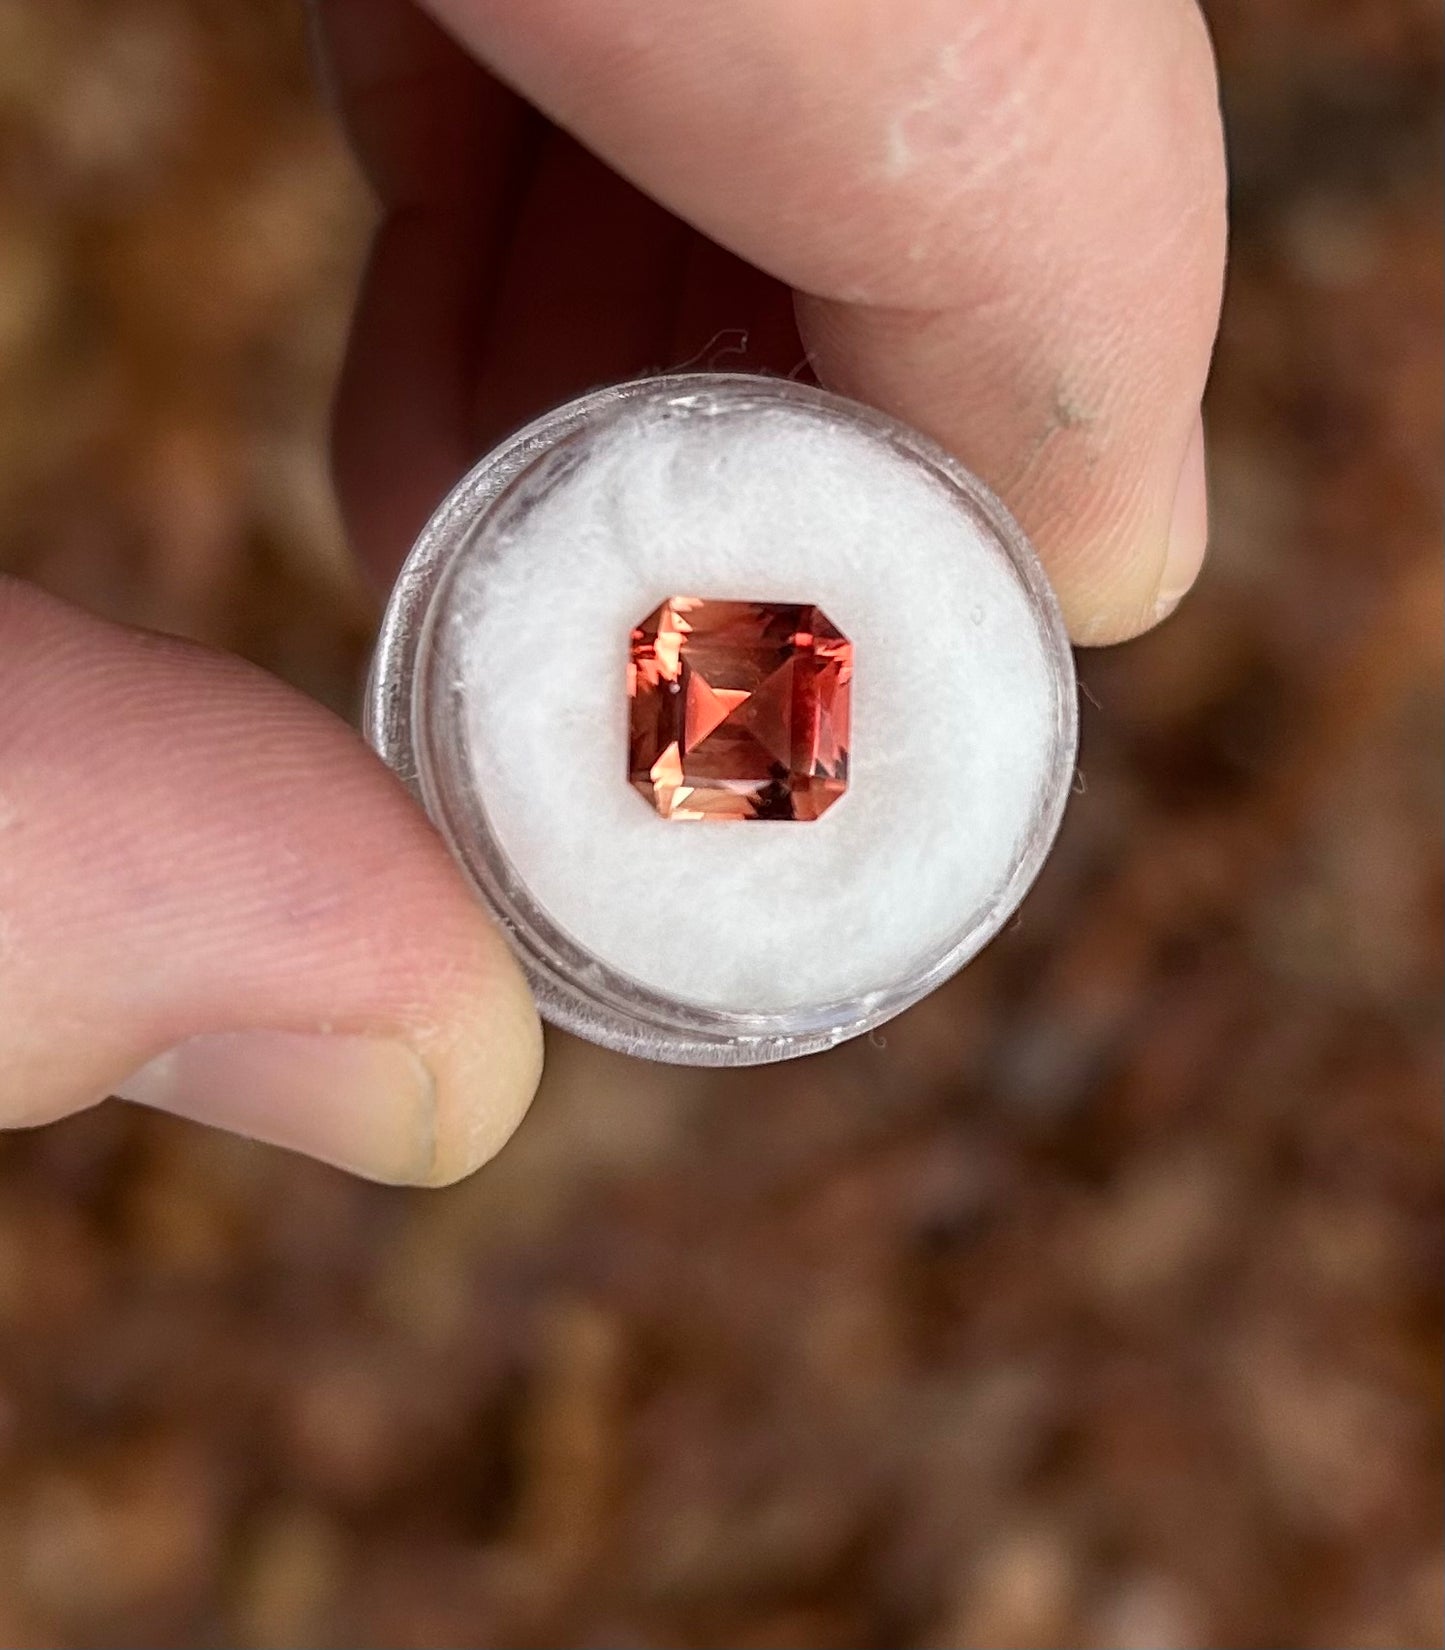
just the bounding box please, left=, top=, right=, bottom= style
left=322, top=0, right=1226, bottom=639
left=0, top=0, right=1225, bottom=1184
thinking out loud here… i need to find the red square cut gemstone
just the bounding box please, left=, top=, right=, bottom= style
left=628, top=597, right=852, bottom=821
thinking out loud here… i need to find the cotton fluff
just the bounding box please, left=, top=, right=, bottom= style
left=446, top=396, right=1064, bottom=1015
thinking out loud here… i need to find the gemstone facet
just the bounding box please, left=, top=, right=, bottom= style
left=628, top=597, right=852, bottom=821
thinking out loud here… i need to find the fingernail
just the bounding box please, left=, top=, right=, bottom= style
left=114, top=1032, right=437, bottom=1184
left=1153, top=412, right=1209, bottom=622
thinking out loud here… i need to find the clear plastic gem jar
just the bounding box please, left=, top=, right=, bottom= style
left=367, top=374, right=1077, bottom=1066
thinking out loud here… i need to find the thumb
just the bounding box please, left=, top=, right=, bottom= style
left=416, top=0, right=1227, bottom=643
left=0, top=578, right=541, bottom=1185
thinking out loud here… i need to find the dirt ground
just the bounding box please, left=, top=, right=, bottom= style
left=0, top=1, right=1439, bottom=1645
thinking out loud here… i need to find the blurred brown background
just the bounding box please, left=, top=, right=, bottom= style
left=0, top=1, right=1440, bottom=1646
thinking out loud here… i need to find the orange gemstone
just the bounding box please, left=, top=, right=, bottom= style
left=628, top=597, right=852, bottom=821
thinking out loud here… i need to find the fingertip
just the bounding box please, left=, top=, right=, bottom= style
left=0, top=579, right=545, bottom=1180
left=116, top=1031, right=440, bottom=1185
left=412, top=943, right=545, bottom=1186
left=1152, top=411, right=1210, bottom=623
left=113, top=907, right=544, bottom=1189
left=113, top=908, right=544, bottom=1188
left=1056, top=411, right=1210, bottom=647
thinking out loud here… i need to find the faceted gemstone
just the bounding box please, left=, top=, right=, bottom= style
left=628, top=597, right=852, bottom=821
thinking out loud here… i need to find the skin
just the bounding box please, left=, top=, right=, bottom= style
left=0, top=0, right=1226, bottom=1184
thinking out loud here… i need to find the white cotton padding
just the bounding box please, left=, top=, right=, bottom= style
left=440, top=392, right=1068, bottom=1017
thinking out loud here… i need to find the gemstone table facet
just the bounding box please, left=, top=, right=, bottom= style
left=628, top=597, right=852, bottom=822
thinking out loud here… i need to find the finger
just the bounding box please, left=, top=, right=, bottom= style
left=318, top=0, right=537, bottom=583
left=0, top=577, right=541, bottom=1185
left=313, top=0, right=519, bottom=212
left=333, top=199, right=503, bottom=585
left=415, top=0, right=1227, bottom=643
left=472, top=154, right=808, bottom=435
left=468, top=127, right=690, bottom=450
left=320, top=0, right=806, bottom=576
